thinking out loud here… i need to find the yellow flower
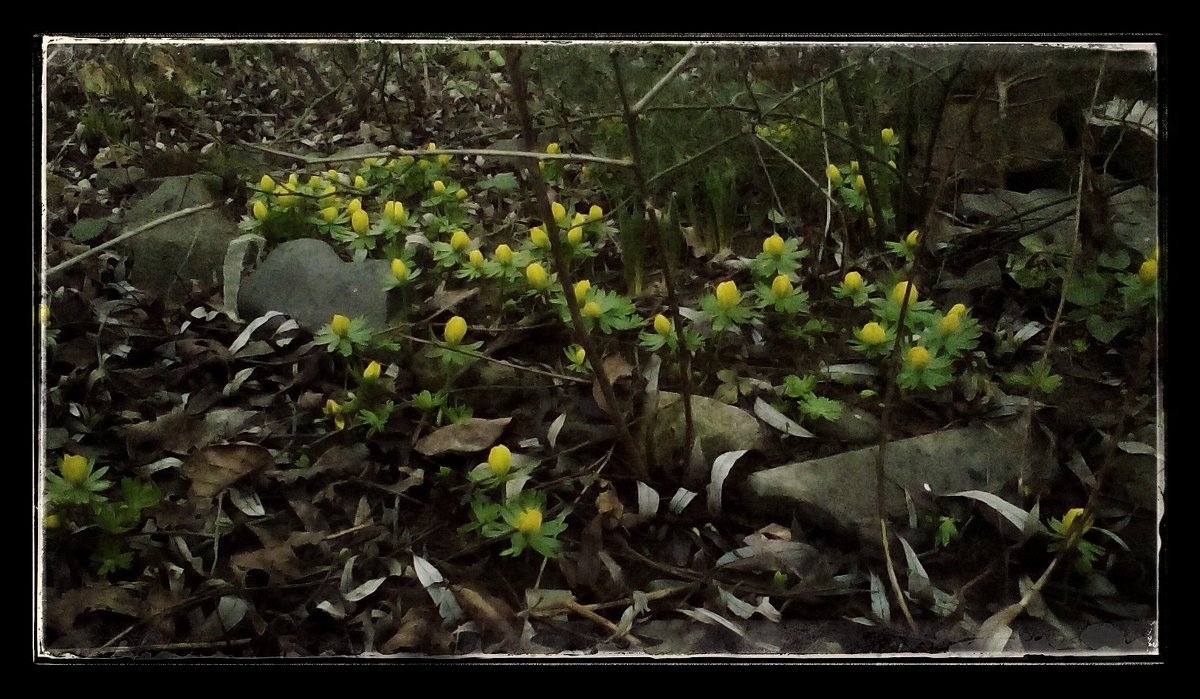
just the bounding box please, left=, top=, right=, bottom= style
left=854, top=174, right=866, bottom=193
left=287, top=173, right=299, bottom=188
left=588, top=204, right=603, bottom=221
left=581, top=165, right=594, bottom=179
left=433, top=180, right=446, bottom=194
left=384, top=200, right=405, bottom=223
left=654, top=313, right=673, bottom=336
left=331, top=314, right=351, bottom=338
left=881, top=127, right=894, bottom=145
left=450, top=229, right=470, bottom=252
left=38, top=303, right=50, bottom=325
left=351, top=209, right=370, bottom=235
left=850, top=160, right=859, bottom=172
left=348, top=198, right=362, bottom=214
left=907, top=345, right=931, bottom=370
left=1150, top=245, right=1159, bottom=261
left=581, top=301, right=602, bottom=318
left=948, top=303, right=967, bottom=318
left=427, top=142, right=438, bottom=151
left=906, top=229, right=920, bottom=247
left=323, top=399, right=345, bottom=431
left=860, top=322, right=886, bottom=345
left=399, top=155, right=414, bottom=167
left=1062, top=507, right=1094, bottom=535
left=515, top=507, right=543, bottom=535
left=938, top=313, right=961, bottom=335
left=551, top=201, right=567, bottom=222
left=573, top=346, right=586, bottom=365
left=888, top=160, right=897, bottom=170
left=455, top=188, right=468, bottom=201
left=307, top=175, right=322, bottom=188
left=321, top=206, right=339, bottom=222
left=444, top=316, right=467, bottom=345
left=354, top=175, right=366, bottom=188
left=843, top=271, right=864, bottom=291
left=546, top=142, right=560, bottom=155
left=526, top=263, right=549, bottom=290
left=59, top=454, right=89, bottom=486
left=1139, top=258, right=1158, bottom=283
left=487, top=444, right=511, bottom=477
left=363, top=361, right=381, bottom=381
left=495, top=244, right=514, bottom=265
left=762, top=233, right=786, bottom=257
left=259, top=174, right=275, bottom=192
left=468, top=249, right=485, bottom=268
left=573, top=279, right=591, bottom=303
left=825, top=163, right=842, bottom=185
left=390, top=258, right=409, bottom=281
left=272, top=186, right=297, bottom=208
left=567, top=225, right=584, bottom=246
left=437, top=153, right=451, bottom=165
left=572, top=212, right=586, bottom=229
left=326, top=169, right=341, bottom=181
left=530, top=225, right=550, bottom=248
left=892, top=281, right=918, bottom=306
left=363, top=157, right=377, bottom=168
left=771, top=275, right=793, bottom=299
left=44, top=514, right=60, bottom=529
left=253, top=200, right=269, bottom=221
left=716, top=280, right=741, bottom=310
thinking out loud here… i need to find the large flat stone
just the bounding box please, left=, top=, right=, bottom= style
left=746, top=420, right=1055, bottom=544
left=650, top=392, right=772, bottom=470
left=238, top=238, right=393, bottom=333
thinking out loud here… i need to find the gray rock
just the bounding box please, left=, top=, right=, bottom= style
left=650, top=392, right=772, bottom=470
left=238, top=238, right=393, bottom=333
left=811, top=406, right=881, bottom=444
left=959, top=189, right=1076, bottom=246
left=1108, top=185, right=1156, bottom=253
left=746, top=420, right=1055, bottom=545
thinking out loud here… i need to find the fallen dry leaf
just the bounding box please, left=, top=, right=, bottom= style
left=415, top=417, right=511, bottom=457
left=123, top=408, right=206, bottom=457
left=45, top=582, right=144, bottom=634
left=451, top=583, right=520, bottom=641
left=592, top=353, right=635, bottom=415
left=181, top=443, right=272, bottom=498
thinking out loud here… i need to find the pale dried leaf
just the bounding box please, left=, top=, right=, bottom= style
left=668, top=488, right=697, bottom=515
left=316, top=599, right=347, bottom=620
left=947, top=490, right=1040, bottom=535
left=452, top=584, right=519, bottom=640
left=636, top=481, right=660, bottom=517
left=415, top=417, right=511, bottom=456
left=679, top=607, right=745, bottom=637
left=869, top=571, right=890, bottom=623
left=547, top=413, right=566, bottom=448
left=344, top=577, right=387, bottom=602
left=706, top=449, right=748, bottom=515
left=753, top=397, right=814, bottom=438
left=228, top=485, right=265, bottom=516
left=181, top=443, right=272, bottom=498
left=229, top=310, right=283, bottom=355
left=217, top=596, right=249, bottom=630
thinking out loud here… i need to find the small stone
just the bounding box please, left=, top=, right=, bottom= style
left=650, top=392, right=772, bottom=471
left=811, top=406, right=880, bottom=444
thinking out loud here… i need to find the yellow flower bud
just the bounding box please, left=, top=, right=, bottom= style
left=386, top=159, right=398, bottom=170
left=581, top=301, right=602, bottom=318
left=391, top=258, right=408, bottom=281
left=567, top=225, right=584, bottom=245
left=850, top=160, right=859, bottom=172
left=417, top=160, right=430, bottom=170
left=331, top=314, right=351, bottom=338
left=259, top=174, right=275, bottom=192
left=348, top=198, right=362, bottom=214
left=854, top=174, right=866, bottom=193
left=488, top=444, right=512, bottom=477
left=363, top=361, right=381, bottom=381
left=762, top=233, right=786, bottom=257
left=495, top=244, right=513, bottom=265
left=1062, top=507, right=1094, bottom=535
left=433, top=180, right=446, bottom=194
left=771, top=274, right=793, bottom=299
left=444, top=316, right=467, bottom=345
left=948, top=303, right=967, bottom=318
left=892, top=281, right=918, bottom=306
left=526, top=263, right=549, bottom=290
left=351, top=209, right=370, bottom=235
left=1139, top=258, right=1158, bottom=283
left=382, top=200, right=397, bottom=222
left=881, top=127, right=894, bottom=145
left=44, top=514, right=60, bottom=529
left=588, top=204, right=603, bottom=221
left=455, top=188, right=468, bottom=201
left=551, top=201, right=567, bottom=222
left=573, top=346, right=586, bottom=365
left=274, top=185, right=298, bottom=208
left=906, top=229, right=920, bottom=247
left=938, top=313, right=961, bottom=335
left=399, top=155, right=414, bottom=167
left=326, top=169, right=340, bottom=181
left=844, top=271, right=864, bottom=291
left=427, top=142, right=438, bottom=151
left=450, top=229, right=470, bottom=252
left=581, top=165, right=594, bottom=179
left=321, top=206, right=338, bottom=223
left=307, top=175, right=322, bottom=189
left=59, top=454, right=89, bottom=486
left=515, top=507, right=543, bottom=535
left=888, top=160, right=897, bottom=170
left=907, top=345, right=931, bottom=370
left=573, top=279, right=591, bottom=303
left=654, top=313, right=673, bottom=336
left=363, top=157, right=377, bottom=168
left=287, top=173, right=299, bottom=188
left=253, top=200, right=269, bottom=221
left=716, top=280, right=741, bottom=310
left=530, top=225, right=550, bottom=248
left=860, top=322, right=886, bottom=345
left=546, top=142, right=560, bottom=155
left=437, top=153, right=451, bottom=164
left=324, top=398, right=345, bottom=430
left=468, top=249, right=485, bottom=268
left=826, top=163, right=842, bottom=185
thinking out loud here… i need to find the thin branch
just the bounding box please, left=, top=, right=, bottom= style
left=646, top=131, right=746, bottom=186
left=834, top=68, right=891, bottom=242
left=237, top=140, right=631, bottom=167
left=46, top=203, right=216, bottom=277
left=754, top=134, right=840, bottom=208
left=385, top=330, right=590, bottom=385
left=632, top=45, right=701, bottom=114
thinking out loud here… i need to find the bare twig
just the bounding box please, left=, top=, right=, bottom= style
left=754, top=135, right=840, bottom=208
left=237, top=140, right=632, bottom=167
left=385, top=330, right=590, bottom=385
left=646, top=130, right=745, bottom=186
left=46, top=203, right=216, bottom=277
left=834, top=69, right=891, bottom=243
left=632, top=45, right=701, bottom=115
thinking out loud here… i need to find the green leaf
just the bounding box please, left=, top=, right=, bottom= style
left=1085, top=315, right=1128, bottom=343
left=1064, top=271, right=1108, bottom=307
left=477, top=172, right=519, bottom=192
left=1097, top=249, right=1131, bottom=270
left=69, top=217, right=109, bottom=242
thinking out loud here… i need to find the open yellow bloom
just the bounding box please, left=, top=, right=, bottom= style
left=363, top=361, right=381, bottom=381
left=259, top=174, right=275, bottom=192
left=588, top=204, right=603, bottom=221
left=716, top=281, right=741, bottom=310
left=881, top=127, right=894, bottom=145
left=253, top=200, right=269, bottom=221
left=573, top=279, right=591, bottom=303
left=530, top=225, right=550, bottom=248
left=444, top=316, right=467, bottom=345
left=551, top=201, right=567, bottom=222
left=844, top=271, right=864, bottom=291
left=60, top=454, right=89, bottom=486
left=331, top=314, right=351, bottom=337
left=455, top=188, right=468, bottom=201
left=906, top=229, right=920, bottom=247
left=348, top=198, right=363, bottom=214
left=771, top=274, right=793, bottom=299
left=351, top=210, right=370, bottom=235
left=1139, top=258, right=1158, bottom=282
left=854, top=174, right=866, bottom=193
left=515, top=507, right=543, bottom=535
left=487, top=444, right=512, bottom=477
left=762, top=233, right=786, bottom=257
left=907, top=345, right=931, bottom=370
left=938, top=313, right=961, bottom=335
left=450, top=229, right=470, bottom=252
left=860, top=322, right=886, bottom=345
left=321, top=206, right=339, bottom=223
left=1062, top=507, right=1094, bottom=535
left=433, top=180, right=446, bottom=194
left=581, top=301, right=602, bottom=318
left=495, top=244, right=514, bottom=265
left=526, top=263, right=549, bottom=290
left=654, top=313, right=673, bottom=336
left=546, top=142, right=560, bottom=154
left=323, top=399, right=345, bottom=431
left=892, top=281, right=918, bottom=306
left=468, top=249, right=485, bottom=268
left=391, top=258, right=409, bottom=281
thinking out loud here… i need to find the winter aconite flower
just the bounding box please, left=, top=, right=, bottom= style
left=331, top=314, right=352, bottom=338
left=573, top=279, right=591, bottom=303
left=348, top=198, right=363, bottom=214
left=654, top=313, right=673, bottom=336
left=546, top=142, right=560, bottom=155
left=495, top=244, right=514, bottom=265
left=582, top=301, right=602, bottom=318
left=351, top=210, right=370, bottom=235
left=907, top=346, right=931, bottom=370
left=716, top=281, right=741, bottom=310
left=526, top=263, right=549, bottom=290
left=771, top=275, right=793, bottom=299
left=881, top=127, right=894, bottom=145
left=1139, top=258, right=1158, bottom=283
left=567, top=225, right=584, bottom=245
left=363, top=361, right=381, bottom=381
left=530, top=225, right=550, bottom=249
left=354, top=175, right=366, bottom=188
left=487, top=444, right=512, bottom=477
left=844, top=271, right=864, bottom=291
left=444, top=316, right=467, bottom=345
left=450, top=229, right=470, bottom=252
left=383, top=200, right=405, bottom=223
left=391, top=258, right=409, bottom=281
left=551, top=201, right=567, bottom=222
left=468, top=249, right=485, bottom=268
left=939, top=313, right=961, bottom=335
left=763, top=233, right=786, bottom=257
left=906, top=229, right=920, bottom=247
left=321, top=206, right=339, bottom=222
left=1062, top=507, right=1094, bottom=535
left=825, top=163, right=842, bottom=185
left=455, top=188, right=468, bottom=201
left=588, top=204, right=603, bottom=221
left=433, top=180, right=446, bottom=194
left=892, top=281, right=918, bottom=306
left=60, top=454, right=89, bottom=486
left=948, top=303, right=967, bottom=318
left=253, top=200, right=268, bottom=221
left=573, top=346, right=586, bottom=364
left=324, top=399, right=345, bottom=431
left=860, top=322, right=886, bottom=345
left=854, top=174, right=866, bottom=194
left=259, top=174, right=275, bottom=192
left=515, top=507, right=543, bottom=535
